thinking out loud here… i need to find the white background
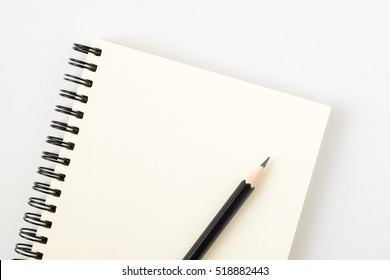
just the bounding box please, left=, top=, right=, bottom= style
left=1, top=0, right=389, bottom=260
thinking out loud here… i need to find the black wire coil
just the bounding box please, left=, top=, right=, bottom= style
left=15, top=43, right=102, bottom=259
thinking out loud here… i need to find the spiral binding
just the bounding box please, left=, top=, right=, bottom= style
left=15, top=43, right=102, bottom=259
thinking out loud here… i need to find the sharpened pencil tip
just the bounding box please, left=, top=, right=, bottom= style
left=260, top=157, right=270, bottom=168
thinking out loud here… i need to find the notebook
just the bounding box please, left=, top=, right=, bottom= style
left=15, top=39, right=331, bottom=260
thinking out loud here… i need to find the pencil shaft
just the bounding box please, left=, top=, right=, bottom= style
left=183, top=180, right=254, bottom=260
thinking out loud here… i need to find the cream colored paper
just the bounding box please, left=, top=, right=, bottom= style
left=34, top=39, right=330, bottom=259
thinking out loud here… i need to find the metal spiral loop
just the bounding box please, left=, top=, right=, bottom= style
left=55, top=105, right=84, bottom=119
left=42, top=151, right=71, bottom=166
left=37, top=167, right=66, bottom=181
left=50, top=121, right=79, bottom=135
left=19, top=228, right=48, bottom=244
left=32, top=182, right=61, bottom=197
left=23, top=213, right=52, bottom=228
left=15, top=244, right=43, bottom=260
left=59, top=90, right=88, bottom=104
left=64, top=74, right=93, bottom=87
left=69, top=58, right=97, bottom=72
left=46, top=136, right=75, bottom=150
left=28, top=197, right=57, bottom=213
left=73, top=43, right=102, bottom=56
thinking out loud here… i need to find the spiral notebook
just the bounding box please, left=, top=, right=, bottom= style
left=15, top=39, right=331, bottom=260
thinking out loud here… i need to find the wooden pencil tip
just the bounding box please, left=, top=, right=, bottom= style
left=260, top=157, right=270, bottom=168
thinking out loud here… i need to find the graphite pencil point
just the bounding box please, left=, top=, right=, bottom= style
left=260, top=157, right=270, bottom=168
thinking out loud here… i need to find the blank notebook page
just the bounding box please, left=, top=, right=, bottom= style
left=34, top=39, right=330, bottom=259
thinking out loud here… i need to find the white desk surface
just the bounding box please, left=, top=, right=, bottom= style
left=1, top=0, right=389, bottom=259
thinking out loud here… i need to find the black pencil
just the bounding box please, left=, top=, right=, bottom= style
left=183, top=157, right=270, bottom=260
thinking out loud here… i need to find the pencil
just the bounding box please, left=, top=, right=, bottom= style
left=183, top=157, right=270, bottom=260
